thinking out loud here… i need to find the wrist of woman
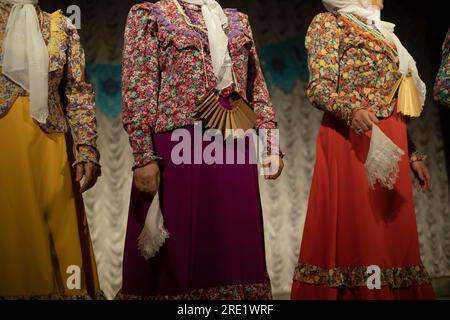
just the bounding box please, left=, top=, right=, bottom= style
left=410, top=151, right=427, bottom=165
left=348, top=107, right=365, bottom=126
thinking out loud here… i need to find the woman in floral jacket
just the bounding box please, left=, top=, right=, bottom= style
left=291, top=0, right=435, bottom=300
left=118, top=0, right=283, bottom=300
left=0, top=0, right=101, bottom=299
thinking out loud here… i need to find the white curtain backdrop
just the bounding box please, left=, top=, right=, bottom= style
left=41, top=0, right=450, bottom=299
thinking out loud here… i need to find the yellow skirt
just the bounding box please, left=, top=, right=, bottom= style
left=0, top=97, right=101, bottom=299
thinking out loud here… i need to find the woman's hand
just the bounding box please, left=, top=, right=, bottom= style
left=134, top=161, right=160, bottom=195
left=76, top=162, right=100, bottom=193
left=411, top=161, right=432, bottom=192
left=351, top=109, right=380, bottom=135
left=263, top=155, right=284, bottom=180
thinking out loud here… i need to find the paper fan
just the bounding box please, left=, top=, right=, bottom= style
left=397, top=75, right=423, bottom=117
left=387, top=75, right=423, bottom=118
left=195, top=90, right=257, bottom=139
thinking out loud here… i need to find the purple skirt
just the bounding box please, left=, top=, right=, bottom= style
left=117, top=126, right=272, bottom=300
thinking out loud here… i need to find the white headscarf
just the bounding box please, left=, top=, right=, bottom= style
left=322, top=0, right=426, bottom=106
left=2, top=0, right=49, bottom=124
left=181, top=0, right=233, bottom=90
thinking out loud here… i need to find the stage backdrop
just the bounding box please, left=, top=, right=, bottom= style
left=40, top=0, right=450, bottom=299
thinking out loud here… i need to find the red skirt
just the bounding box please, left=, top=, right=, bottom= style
left=291, top=111, right=435, bottom=300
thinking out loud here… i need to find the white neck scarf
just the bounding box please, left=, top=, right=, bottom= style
left=180, top=0, right=233, bottom=90
left=323, top=0, right=426, bottom=106
left=2, top=0, right=49, bottom=124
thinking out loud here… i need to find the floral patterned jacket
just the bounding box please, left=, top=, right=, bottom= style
left=122, top=0, right=277, bottom=168
left=434, top=29, right=450, bottom=107
left=305, top=12, right=403, bottom=124
left=0, top=2, right=99, bottom=165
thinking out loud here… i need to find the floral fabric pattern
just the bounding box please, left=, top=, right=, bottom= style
left=305, top=12, right=402, bottom=124
left=434, top=29, right=450, bottom=107
left=0, top=3, right=99, bottom=165
left=294, top=262, right=432, bottom=289
left=122, top=0, right=277, bottom=168
left=116, top=275, right=272, bottom=300
left=0, top=291, right=106, bottom=301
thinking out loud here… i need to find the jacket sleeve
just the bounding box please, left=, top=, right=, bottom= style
left=434, top=29, right=450, bottom=107
left=305, top=13, right=369, bottom=124
left=64, top=17, right=100, bottom=166
left=122, top=4, right=160, bottom=169
left=242, top=14, right=277, bottom=130
left=241, top=14, right=280, bottom=156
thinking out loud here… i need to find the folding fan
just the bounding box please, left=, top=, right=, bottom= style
left=387, top=74, right=423, bottom=118
left=195, top=90, right=257, bottom=139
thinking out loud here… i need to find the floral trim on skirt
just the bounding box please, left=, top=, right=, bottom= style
left=116, top=275, right=272, bottom=300
left=294, top=262, right=431, bottom=288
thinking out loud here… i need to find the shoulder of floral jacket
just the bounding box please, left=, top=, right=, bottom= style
left=306, top=12, right=350, bottom=66
left=233, top=10, right=250, bottom=26
left=306, top=11, right=339, bottom=36
left=130, top=1, right=156, bottom=14
left=125, top=1, right=162, bottom=35
left=443, top=29, right=450, bottom=54
left=311, top=11, right=349, bottom=31
left=312, top=11, right=339, bottom=23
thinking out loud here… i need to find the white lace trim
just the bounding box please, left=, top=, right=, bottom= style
left=365, top=124, right=405, bottom=190
left=138, top=193, right=170, bottom=260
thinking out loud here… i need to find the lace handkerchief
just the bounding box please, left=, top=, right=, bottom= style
left=365, top=124, right=405, bottom=190
left=138, top=192, right=170, bottom=260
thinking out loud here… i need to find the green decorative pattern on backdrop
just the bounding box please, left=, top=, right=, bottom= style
left=87, top=64, right=122, bottom=118
left=259, top=37, right=308, bottom=93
